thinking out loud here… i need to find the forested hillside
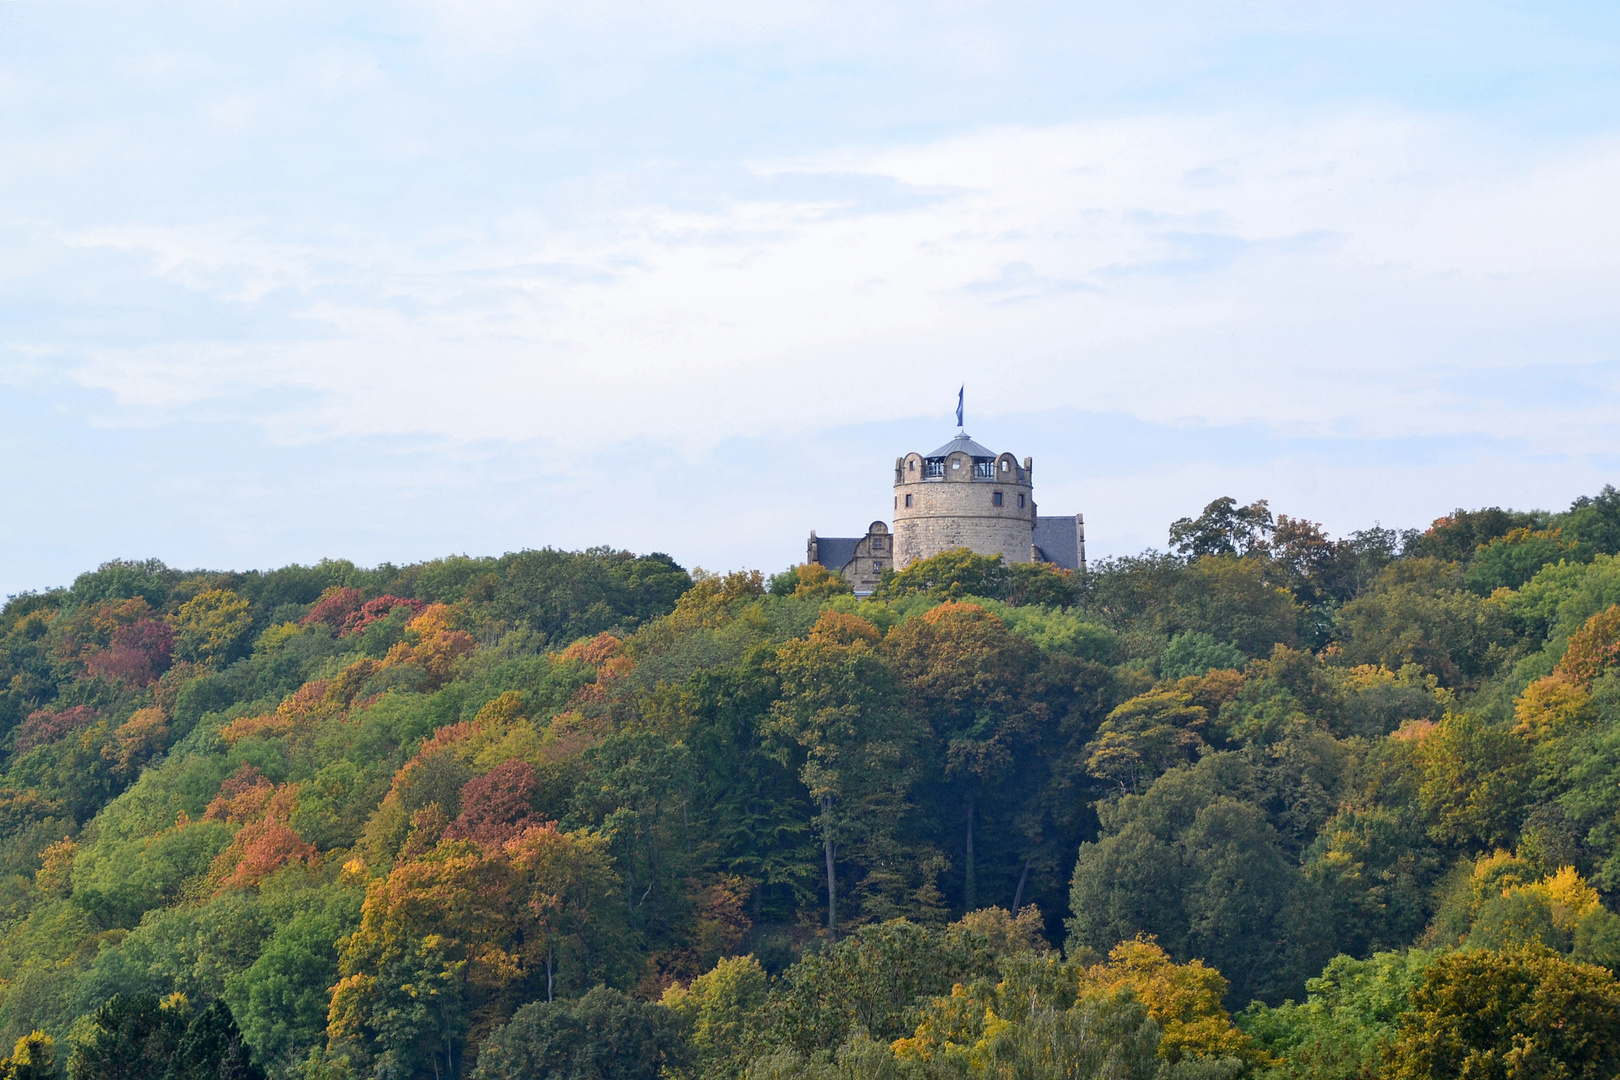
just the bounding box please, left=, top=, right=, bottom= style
left=7, top=491, right=1620, bottom=1078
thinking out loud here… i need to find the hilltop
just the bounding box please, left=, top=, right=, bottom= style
left=5, top=491, right=1620, bottom=1078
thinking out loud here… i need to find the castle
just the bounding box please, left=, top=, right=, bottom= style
left=807, top=425, right=1085, bottom=595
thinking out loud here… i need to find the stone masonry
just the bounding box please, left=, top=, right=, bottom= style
left=808, top=429, right=1084, bottom=592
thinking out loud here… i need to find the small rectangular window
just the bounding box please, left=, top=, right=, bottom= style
left=992, top=491, right=1004, bottom=507
left=1018, top=494, right=1025, bottom=508
left=872, top=537, right=884, bottom=551
left=873, top=561, right=883, bottom=573
left=905, top=494, right=913, bottom=508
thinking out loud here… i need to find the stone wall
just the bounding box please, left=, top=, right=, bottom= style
left=893, top=448, right=1036, bottom=569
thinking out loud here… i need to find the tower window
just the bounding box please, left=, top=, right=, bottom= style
left=1018, top=494, right=1026, bottom=508
left=905, top=494, right=913, bottom=508
left=992, top=491, right=1004, bottom=507
left=908, top=459, right=916, bottom=471
left=1000, top=460, right=1009, bottom=471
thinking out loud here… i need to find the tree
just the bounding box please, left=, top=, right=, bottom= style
left=170, top=590, right=253, bottom=667
left=1170, top=498, right=1275, bottom=559
left=569, top=730, right=696, bottom=939
left=1335, top=560, right=1509, bottom=686
left=1239, top=949, right=1435, bottom=1080
left=328, top=825, right=627, bottom=1076
left=1, top=1032, right=60, bottom=1080
left=1409, top=507, right=1545, bottom=563
left=1005, top=561, right=1077, bottom=608
left=1173, top=557, right=1301, bottom=658
left=1077, top=937, right=1254, bottom=1064
left=1084, top=689, right=1208, bottom=795
left=468, top=986, right=684, bottom=1080
left=67, top=994, right=189, bottom=1080
left=875, top=549, right=1010, bottom=603
left=1559, top=485, right=1620, bottom=554
left=162, top=1001, right=264, bottom=1080
left=767, top=565, right=853, bottom=600
left=1068, top=756, right=1332, bottom=1006
left=767, top=920, right=992, bottom=1055
left=448, top=761, right=540, bottom=846
left=764, top=612, right=920, bottom=938
left=1465, top=528, right=1591, bottom=594
left=882, top=603, right=1042, bottom=910
left=1412, top=713, right=1531, bottom=849
left=661, top=956, right=769, bottom=1080
left=226, top=894, right=361, bottom=1071
left=1385, top=946, right=1620, bottom=1080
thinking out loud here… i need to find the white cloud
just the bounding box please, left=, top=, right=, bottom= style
left=24, top=111, right=1620, bottom=463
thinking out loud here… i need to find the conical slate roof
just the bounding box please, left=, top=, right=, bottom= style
left=926, top=433, right=998, bottom=459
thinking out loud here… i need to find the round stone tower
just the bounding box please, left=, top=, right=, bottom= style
left=893, top=433, right=1036, bottom=569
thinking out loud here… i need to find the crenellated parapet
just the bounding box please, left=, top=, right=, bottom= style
left=893, top=434, right=1037, bottom=569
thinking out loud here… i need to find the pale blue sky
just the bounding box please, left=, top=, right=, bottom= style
left=3, top=1, right=1620, bottom=594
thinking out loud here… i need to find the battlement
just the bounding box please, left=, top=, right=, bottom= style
left=808, top=420, right=1084, bottom=585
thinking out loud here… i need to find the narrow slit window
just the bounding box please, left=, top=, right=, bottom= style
left=905, top=494, right=913, bottom=508
left=1018, top=494, right=1026, bottom=508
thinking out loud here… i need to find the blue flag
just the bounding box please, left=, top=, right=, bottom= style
left=956, top=385, right=964, bottom=429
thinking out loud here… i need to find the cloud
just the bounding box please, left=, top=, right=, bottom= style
left=2, top=0, right=1620, bottom=589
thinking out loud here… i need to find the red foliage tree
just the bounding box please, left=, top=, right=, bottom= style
left=14, top=705, right=99, bottom=755
left=301, top=586, right=364, bottom=631
left=341, top=596, right=427, bottom=637
left=86, top=618, right=174, bottom=686
left=446, top=760, right=541, bottom=845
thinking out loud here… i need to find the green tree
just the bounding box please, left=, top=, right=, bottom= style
left=1409, top=507, right=1545, bottom=563
left=764, top=612, right=922, bottom=937
left=1414, top=713, right=1531, bottom=849
left=1170, top=498, right=1275, bottom=558
left=767, top=920, right=991, bottom=1055
left=1335, top=560, right=1510, bottom=686
left=1159, top=633, right=1246, bottom=680
left=1385, top=946, right=1620, bottom=1080
left=875, top=549, right=1009, bottom=603
left=1558, top=485, right=1620, bottom=554
left=468, top=986, right=684, bottom=1080
left=67, top=994, right=189, bottom=1080
left=1173, top=557, right=1301, bottom=658
left=882, top=603, right=1042, bottom=910
left=1240, top=949, right=1434, bottom=1080
left=660, top=955, right=769, bottom=1080
left=1464, top=528, right=1592, bottom=594
left=1084, top=689, right=1208, bottom=795
left=1067, top=756, right=1333, bottom=1006
left=225, top=896, right=360, bottom=1070
left=162, top=1001, right=264, bottom=1080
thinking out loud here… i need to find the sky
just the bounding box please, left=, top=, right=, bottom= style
left=3, top=1, right=1620, bottom=595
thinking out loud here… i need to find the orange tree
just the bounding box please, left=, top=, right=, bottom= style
left=327, top=824, right=626, bottom=1078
